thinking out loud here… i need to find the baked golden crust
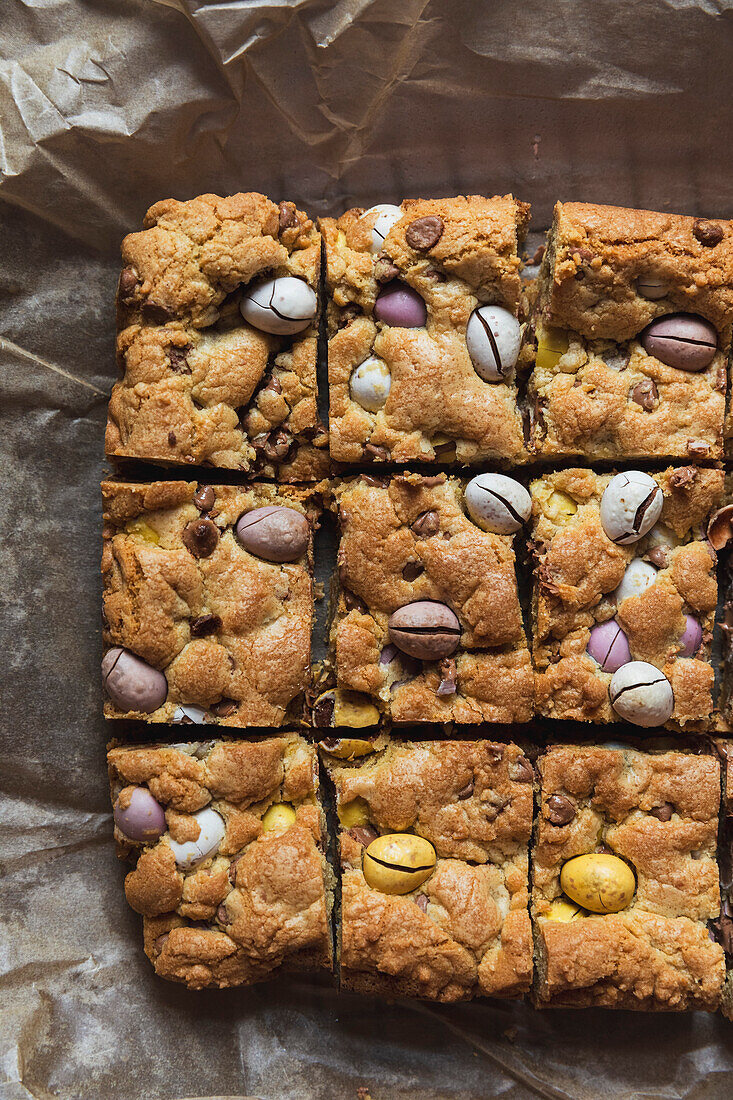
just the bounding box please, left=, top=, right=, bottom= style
left=529, top=201, right=731, bottom=460
left=332, top=473, right=534, bottom=724
left=107, top=736, right=332, bottom=990
left=531, top=466, right=722, bottom=730
left=329, top=739, right=534, bottom=1002
left=532, top=744, right=724, bottom=1010
left=106, top=192, right=328, bottom=476
left=322, top=195, right=530, bottom=465
left=102, top=479, right=318, bottom=726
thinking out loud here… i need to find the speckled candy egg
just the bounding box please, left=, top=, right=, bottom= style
left=599, top=471, right=663, bottom=545
left=350, top=356, right=391, bottom=411
left=464, top=473, right=531, bottom=534
left=240, top=276, right=317, bottom=335
left=168, top=807, right=226, bottom=870
left=361, top=204, right=402, bottom=253
left=465, top=305, right=521, bottom=382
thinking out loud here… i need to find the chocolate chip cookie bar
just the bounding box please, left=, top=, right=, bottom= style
left=105, top=192, right=328, bottom=479
left=527, top=202, right=733, bottom=461
left=325, top=738, right=534, bottom=1001
left=108, top=735, right=333, bottom=989
left=531, top=466, right=723, bottom=731
left=532, top=743, right=724, bottom=1011
left=322, top=471, right=534, bottom=726
left=102, top=479, right=319, bottom=726
left=322, top=194, right=531, bottom=466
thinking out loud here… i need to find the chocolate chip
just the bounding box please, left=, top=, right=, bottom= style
left=669, top=466, right=697, bottom=489
left=210, top=697, right=237, bottom=718
left=709, top=912, right=733, bottom=954
left=437, top=656, right=457, bottom=696
left=264, top=375, right=282, bottom=394
left=348, top=825, right=379, bottom=847
left=364, top=442, right=389, bottom=461
left=411, top=511, right=440, bottom=537
left=312, top=694, right=335, bottom=728
left=278, top=201, right=298, bottom=232
left=415, top=894, right=429, bottom=912
left=168, top=345, right=191, bottom=373
left=228, top=854, right=243, bottom=885
left=402, top=561, right=424, bottom=581
left=649, top=801, right=674, bottom=821
left=433, top=441, right=456, bottom=460
left=545, top=794, right=576, bottom=825
left=487, top=746, right=504, bottom=764
left=118, top=266, right=139, bottom=302
left=193, top=486, right=216, bottom=513
left=708, top=505, right=733, bottom=550
left=456, top=780, right=474, bottom=800
left=182, top=518, right=220, bottom=558
left=693, top=219, right=724, bottom=247
left=596, top=842, right=614, bottom=855
left=631, top=378, right=658, bottom=410
left=142, top=300, right=173, bottom=324
left=343, top=589, right=368, bottom=613
left=190, top=614, right=222, bottom=637
left=687, top=440, right=711, bottom=458
left=168, top=431, right=177, bottom=445
left=216, top=903, right=230, bottom=925
left=154, top=933, right=169, bottom=954
left=509, top=757, right=534, bottom=783
left=360, top=473, right=389, bottom=488
left=258, top=428, right=295, bottom=463
left=338, top=303, right=361, bottom=328
left=647, top=545, right=670, bottom=569
left=406, top=216, right=444, bottom=251
left=374, top=255, right=400, bottom=283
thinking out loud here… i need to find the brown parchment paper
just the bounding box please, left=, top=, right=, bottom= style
left=3, top=1, right=733, bottom=1097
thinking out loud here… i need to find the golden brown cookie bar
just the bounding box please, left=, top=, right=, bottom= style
left=532, top=744, right=724, bottom=1011
left=326, top=738, right=534, bottom=1002
left=322, top=194, right=531, bottom=466
left=527, top=201, right=733, bottom=461
left=105, top=192, right=328, bottom=478
left=531, top=466, right=722, bottom=731
left=108, top=736, right=333, bottom=989
left=324, top=472, right=534, bottom=726
left=101, top=479, right=319, bottom=726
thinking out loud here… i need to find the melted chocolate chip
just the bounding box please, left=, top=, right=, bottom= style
left=456, top=780, right=474, bottom=800
left=649, top=801, right=674, bottom=821
left=349, top=825, right=379, bottom=847
left=343, top=589, right=368, bottom=613
left=190, top=614, right=222, bottom=637
left=631, top=378, right=658, bottom=410
left=168, top=345, right=191, bottom=373
left=545, top=793, right=576, bottom=825
left=509, top=757, right=534, bottom=783
left=402, top=561, right=424, bottom=581
left=118, top=267, right=140, bottom=302
left=411, top=511, right=440, bottom=537
left=278, top=201, right=298, bottom=232
left=406, top=216, right=444, bottom=251
left=210, top=697, right=238, bottom=718
left=182, top=518, right=220, bottom=558
left=693, top=219, right=724, bottom=247
left=193, top=486, right=216, bottom=513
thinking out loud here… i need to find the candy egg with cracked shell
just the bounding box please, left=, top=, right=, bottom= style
left=350, top=355, right=391, bottom=412
left=586, top=621, right=630, bottom=673
left=113, top=787, right=166, bottom=843
left=599, top=471, right=663, bottom=545
left=360, top=204, right=402, bottom=254
left=609, top=661, right=674, bottom=726
left=240, top=276, right=317, bottom=335
left=466, top=305, right=521, bottom=382
left=678, top=615, right=703, bottom=658
left=464, top=472, right=531, bottom=534
left=102, top=647, right=167, bottom=713
left=613, top=558, right=658, bottom=603
left=641, top=313, right=717, bottom=372
left=236, top=505, right=309, bottom=562
left=168, top=807, right=226, bottom=869
left=560, top=853, right=636, bottom=914
left=388, top=601, right=461, bottom=661
left=363, top=833, right=437, bottom=895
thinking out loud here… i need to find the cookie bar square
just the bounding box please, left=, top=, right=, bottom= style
left=532, top=743, right=724, bottom=1011
left=531, top=466, right=723, bottom=731
left=528, top=201, right=732, bottom=461
left=101, top=479, right=319, bottom=726
left=322, top=194, right=531, bottom=466
left=105, top=192, right=328, bottom=479
left=326, top=738, right=534, bottom=1002
left=324, top=472, right=534, bottom=726
left=108, top=735, right=333, bottom=989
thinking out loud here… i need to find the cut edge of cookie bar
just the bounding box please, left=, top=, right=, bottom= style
left=322, top=194, right=532, bottom=468
left=106, top=192, right=329, bottom=479
left=315, top=471, right=535, bottom=728
left=107, top=733, right=335, bottom=990
left=101, top=478, right=323, bottom=728
left=527, top=201, right=732, bottom=462
left=531, top=465, right=723, bottom=732
left=712, top=739, right=733, bottom=1019
left=321, top=736, right=535, bottom=1003
left=531, top=742, right=725, bottom=1011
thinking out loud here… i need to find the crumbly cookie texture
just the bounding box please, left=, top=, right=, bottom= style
left=322, top=194, right=531, bottom=465
left=108, top=736, right=333, bottom=989
left=329, top=472, right=534, bottom=724
left=528, top=201, right=732, bottom=460
left=105, top=192, right=328, bottom=477
left=714, top=742, right=733, bottom=1019
left=327, top=739, right=534, bottom=1002
left=532, top=744, right=724, bottom=1011
left=531, top=466, right=722, bottom=730
left=102, top=479, right=319, bottom=726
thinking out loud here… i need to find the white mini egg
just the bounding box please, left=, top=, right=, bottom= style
left=464, top=473, right=531, bottom=534
left=361, top=204, right=403, bottom=254
left=350, top=356, right=391, bottom=412
left=613, top=559, right=658, bottom=603
left=168, top=807, right=226, bottom=870
left=466, top=305, right=521, bottom=382
left=240, top=276, right=317, bottom=335
left=599, top=471, right=663, bottom=545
